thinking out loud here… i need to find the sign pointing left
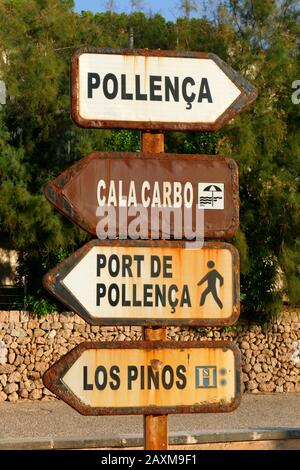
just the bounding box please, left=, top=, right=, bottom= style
left=43, top=341, right=241, bottom=415
left=43, top=239, right=239, bottom=327
left=44, top=151, right=239, bottom=239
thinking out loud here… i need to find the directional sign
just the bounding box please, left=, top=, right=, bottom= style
left=45, top=152, right=239, bottom=239
left=43, top=341, right=241, bottom=415
left=43, top=240, right=239, bottom=327
left=71, top=48, right=257, bottom=131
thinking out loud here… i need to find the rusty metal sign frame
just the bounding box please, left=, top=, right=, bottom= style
left=43, top=340, right=242, bottom=416
left=43, top=239, right=240, bottom=327
left=44, top=151, right=239, bottom=239
left=71, top=47, right=257, bottom=132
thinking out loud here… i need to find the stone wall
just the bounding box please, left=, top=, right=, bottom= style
left=0, top=309, right=299, bottom=401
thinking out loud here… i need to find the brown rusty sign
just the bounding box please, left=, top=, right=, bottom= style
left=43, top=240, right=239, bottom=327
left=43, top=341, right=241, bottom=415
left=71, top=47, right=257, bottom=131
left=44, top=152, right=239, bottom=239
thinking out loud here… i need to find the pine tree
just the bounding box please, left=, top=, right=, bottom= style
left=177, top=0, right=198, bottom=19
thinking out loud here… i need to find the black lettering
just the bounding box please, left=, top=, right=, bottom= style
left=168, top=284, right=179, bottom=308
left=150, top=75, right=162, bottom=101
left=155, top=284, right=166, bottom=307
left=109, top=366, right=120, bottom=390
left=108, top=255, right=120, bottom=277
left=83, top=366, right=93, bottom=390
left=122, top=284, right=130, bottom=307
left=95, top=366, right=107, bottom=390
left=88, top=73, right=100, bottom=98
left=198, top=78, right=213, bottom=103
left=163, top=256, right=172, bottom=278
left=176, top=365, right=187, bottom=389
left=97, top=254, right=106, bottom=276
left=108, top=284, right=119, bottom=306
left=144, top=284, right=153, bottom=307
left=148, top=366, right=159, bottom=389
left=135, top=75, right=147, bottom=100
left=165, top=76, right=179, bottom=102
left=180, top=285, right=191, bottom=307
left=128, top=366, right=138, bottom=389
left=132, top=284, right=142, bottom=306
left=103, top=73, right=118, bottom=99
left=162, top=365, right=174, bottom=390
left=151, top=256, right=161, bottom=277
left=134, top=255, right=144, bottom=277
left=96, top=283, right=106, bottom=306
left=182, top=77, right=196, bottom=110
left=122, top=255, right=133, bottom=277
left=121, top=74, right=133, bottom=100
left=141, top=365, right=145, bottom=390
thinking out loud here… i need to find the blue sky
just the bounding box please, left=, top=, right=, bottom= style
left=74, top=1, right=218, bottom=21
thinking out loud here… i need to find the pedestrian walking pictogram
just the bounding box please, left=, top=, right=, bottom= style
left=198, top=261, right=224, bottom=309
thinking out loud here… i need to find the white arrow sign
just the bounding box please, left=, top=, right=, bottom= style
left=43, top=341, right=241, bottom=415
left=71, top=48, right=257, bottom=131
left=43, top=240, right=239, bottom=327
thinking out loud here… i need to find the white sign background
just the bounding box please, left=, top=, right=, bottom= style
left=78, top=54, right=241, bottom=123
left=62, top=245, right=234, bottom=321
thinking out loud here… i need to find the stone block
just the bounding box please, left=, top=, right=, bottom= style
left=0, top=312, right=9, bottom=322
left=9, top=311, right=20, bottom=323
left=29, top=389, right=42, bottom=400
left=7, top=391, right=18, bottom=402
left=0, top=390, right=8, bottom=401
left=20, top=311, right=30, bottom=323
left=11, top=327, right=27, bottom=338
left=4, top=382, right=18, bottom=394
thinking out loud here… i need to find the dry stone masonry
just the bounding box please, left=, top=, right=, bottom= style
left=0, top=309, right=299, bottom=401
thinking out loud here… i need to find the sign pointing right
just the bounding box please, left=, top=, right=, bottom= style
left=71, top=48, right=257, bottom=131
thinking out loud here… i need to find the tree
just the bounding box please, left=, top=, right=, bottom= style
left=0, top=1, right=90, bottom=314
left=104, top=0, right=117, bottom=14
left=177, top=0, right=198, bottom=19
left=130, top=0, right=144, bottom=12
left=214, top=0, right=300, bottom=318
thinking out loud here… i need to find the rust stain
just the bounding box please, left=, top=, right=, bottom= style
left=150, top=359, right=164, bottom=370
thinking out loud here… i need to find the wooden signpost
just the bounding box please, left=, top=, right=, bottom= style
left=43, top=47, right=257, bottom=451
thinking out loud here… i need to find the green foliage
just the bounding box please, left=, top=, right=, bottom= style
left=221, top=324, right=239, bottom=333
left=104, top=130, right=140, bottom=152
left=0, top=1, right=299, bottom=319
left=23, top=295, right=57, bottom=318
left=165, top=131, right=220, bottom=154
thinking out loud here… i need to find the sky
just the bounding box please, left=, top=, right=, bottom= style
left=74, top=1, right=218, bottom=21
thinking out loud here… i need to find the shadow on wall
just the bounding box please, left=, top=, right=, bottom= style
left=0, top=247, right=18, bottom=286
